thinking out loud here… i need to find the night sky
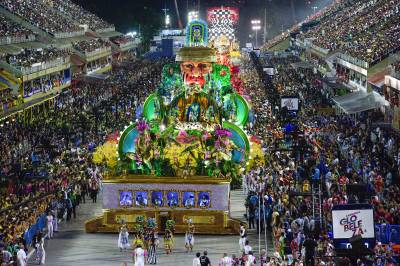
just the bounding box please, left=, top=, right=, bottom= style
left=73, top=0, right=332, bottom=45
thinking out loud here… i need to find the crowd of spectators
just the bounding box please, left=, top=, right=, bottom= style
left=23, top=71, right=69, bottom=98
left=240, top=52, right=400, bottom=265
left=262, top=0, right=342, bottom=50
left=0, top=89, right=19, bottom=114
left=51, top=0, right=113, bottom=31
left=0, top=58, right=170, bottom=265
left=0, top=0, right=82, bottom=35
left=72, top=39, right=111, bottom=54
left=0, top=14, right=33, bottom=40
left=299, top=0, right=400, bottom=65
left=1, top=47, right=70, bottom=69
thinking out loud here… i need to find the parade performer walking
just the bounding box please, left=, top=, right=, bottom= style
left=185, top=219, right=195, bottom=252
left=118, top=223, right=130, bottom=252
left=239, top=223, right=247, bottom=252
left=133, top=244, right=147, bottom=266
left=164, top=219, right=175, bottom=255
left=133, top=232, right=144, bottom=249
left=46, top=211, right=54, bottom=239
left=164, top=228, right=174, bottom=255
left=146, top=218, right=158, bottom=264
left=147, top=233, right=157, bottom=264
left=32, top=230, right=45, bottom=265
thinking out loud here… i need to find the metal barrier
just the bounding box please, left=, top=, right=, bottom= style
left=18, top=57, right=70, bottom=75
left=375, top=224, right=400, bottom=244
left=0, top=34, right=35, bottom=45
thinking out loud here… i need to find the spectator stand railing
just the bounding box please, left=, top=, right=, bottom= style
left=310, top=44, right=330, bottom=56
left=369, top=44, right=400, bottom=67
left=85, top=46, right=112, bottom=58
left=0, top=34, right=35, bottom=45
left=95, top=27, right=116, bottom=33
left=18, top=56, right=71, bottom=75
left=53, top=30, right=85, bottom=39
left=337, top=53, right=369, bottom=70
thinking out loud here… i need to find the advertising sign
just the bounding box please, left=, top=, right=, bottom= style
left=331, top=204, right=375, bottom=249
left=332, top=208, right=374, bottom=239
left=281, top=97, right=299, bottom=111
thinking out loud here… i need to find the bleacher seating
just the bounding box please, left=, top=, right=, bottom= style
left=0, top=13, right=34, bottom=42
left=51, top=0, right=114, bottom=31
left=0, top=0, right=82, bottom=35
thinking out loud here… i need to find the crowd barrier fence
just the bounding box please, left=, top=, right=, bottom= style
left=375, top=224, right=400, bottom=244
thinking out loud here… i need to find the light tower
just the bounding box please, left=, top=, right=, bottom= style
left=251, top=20, right=261, bottom=48
left=188, top=11, right=199, bottom=23
left=162, top=7, right=170, bottom=28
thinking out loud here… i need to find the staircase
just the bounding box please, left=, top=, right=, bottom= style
left=311, top=182, right=323, bottom=228
left=325, top=52, right=341, bottom=78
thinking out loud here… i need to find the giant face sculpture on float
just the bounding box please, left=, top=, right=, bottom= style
left=176, top=46, right=216, bottom=90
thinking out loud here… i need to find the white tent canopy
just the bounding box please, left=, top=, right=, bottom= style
left=332, top=90, right=389, bottom=114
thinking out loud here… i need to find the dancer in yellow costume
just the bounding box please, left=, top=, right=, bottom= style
left=132, top=232, right=144, bottom=249
left=164, top=228, right=174, bottom=255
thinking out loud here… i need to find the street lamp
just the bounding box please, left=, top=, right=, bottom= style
left=166, top=14, right=171, bottom=28
left=311, top=6, right=318, bottom=15
left=251, top=20, right=261, bottom=48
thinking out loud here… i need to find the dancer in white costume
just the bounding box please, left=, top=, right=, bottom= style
left=239, top=223, right=247, bottom=252
left=46, top=212, right=54, bottom=239
left=133, top=244, right=147, bottom=266
left=185, top=219, right=195, bottom=252
left=118, top=224, right=131, bottom=251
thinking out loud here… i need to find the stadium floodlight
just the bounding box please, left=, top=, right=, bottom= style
left=251, top=19, right=261, bottom=48
left=312, top=6, right=318, bottom=14
left=188, top=11, right=199, bottom=23
left=126, top=31, right=137, bottom=38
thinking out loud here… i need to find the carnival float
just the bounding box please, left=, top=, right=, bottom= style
left=86, top=18, right=264, bottom=235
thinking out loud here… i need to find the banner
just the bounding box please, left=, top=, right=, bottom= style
left=281, top=97, right=299, bottom=111
left=332, top=208, right=374, bottom=239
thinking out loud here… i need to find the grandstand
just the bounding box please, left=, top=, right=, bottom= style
left=259, top=0, right=400, bottom=132
left=0, top=0, right=138, bottom=117
left=261, top=0, right=400, bottom=114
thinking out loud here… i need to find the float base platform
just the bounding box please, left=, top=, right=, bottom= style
left=85, top=174, right=243, bottom=235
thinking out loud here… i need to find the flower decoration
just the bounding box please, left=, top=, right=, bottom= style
left=215, top=126, right=232, bottom=138
left=136, top=120, right=149, bottom=133
left=176, top=130, right=197, bottom=144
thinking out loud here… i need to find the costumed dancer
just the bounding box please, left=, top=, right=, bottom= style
left=164, top=220, right=175, bottom=255
left=147, top=232, right=157, bottom=264
left=133, top=232, right=144, bottom=249
left=146, top=218, right=158, bottom=264
left=239, top=223, right=247, bottom=253
left=164, top=229, right=174, bottom=255
left=133, top=244, right=147, bottom=266
left=118, top=223, right=130, bottom=252
left=32, top=230, right=45, bottom=265
left=185, top=219, right=195, bottom=252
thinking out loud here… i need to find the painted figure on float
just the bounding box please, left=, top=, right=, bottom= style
left=86, top=17, right=257, bottom=236
left=115, top=19, right=250, bottom=178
